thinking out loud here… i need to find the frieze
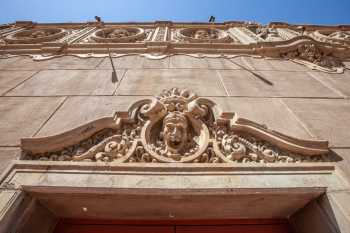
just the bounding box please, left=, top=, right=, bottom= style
left=1, top=21, right=349, bottom=73
left=21, top=88, right=333, bottom=164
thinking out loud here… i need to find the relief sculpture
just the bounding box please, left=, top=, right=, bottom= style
left=21, top=88, right=332, bottom=164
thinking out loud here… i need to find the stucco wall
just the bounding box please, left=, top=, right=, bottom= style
left=0, top=55, right=350, bottom=230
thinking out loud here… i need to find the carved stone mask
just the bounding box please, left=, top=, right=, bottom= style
left=162, top=112, right=188, bottom=154
left=194, top=29, right=219, bottom=40
left=107, top=29, right=130, bottom=38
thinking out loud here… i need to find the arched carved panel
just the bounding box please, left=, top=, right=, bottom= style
left=90, top=27, right=147, bottom=43
left=175, top=28, right=234, bottom=43
left=4, top=28, right=67, bottom=44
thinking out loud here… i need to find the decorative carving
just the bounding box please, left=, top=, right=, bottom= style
left=152, top=27, right=167, bottom=42
left=22, top=88, right=333, bottom=164
left=176, top=28, right=233, bottom=43
left=91, top=27, right=147, bottom=43
left=1, top=22, right=348, bottom=74
left=311, top=30, right=350, bottom=47
left=256, top=27, right=283, bottom=42
left=329, top=31, right=350, bottom=41
left=281, top=43, right=344, bottom=72
left=4, top=28, right=66, bottom=44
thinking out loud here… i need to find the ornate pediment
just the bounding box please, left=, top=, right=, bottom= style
left=21, top=88, right=332, bottom=164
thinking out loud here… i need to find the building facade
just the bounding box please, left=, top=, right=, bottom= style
left=0, top=20, right=350, bottom=233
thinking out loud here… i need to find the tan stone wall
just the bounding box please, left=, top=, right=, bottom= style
left=1, top=55, right=350, bottom=230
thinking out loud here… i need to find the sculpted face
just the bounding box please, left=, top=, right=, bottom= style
left=194, top=29, right=218, bottom=40
left=107, top=29, right=130, bottom=38
left=194, top=29, right=210, bottom=39
left=163, top=112, right=188, bottom=154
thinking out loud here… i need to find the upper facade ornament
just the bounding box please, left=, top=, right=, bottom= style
left=4, top=28, right=67, bottom=44
left=21, top=88, right=332, bottom=164
left=175, top=27, right=234, bottom=43
left=90, top=27, right=147, bottom=43
left=0, top=21, right=349, bottom=73
left=310, top=30, right=350, bottom=47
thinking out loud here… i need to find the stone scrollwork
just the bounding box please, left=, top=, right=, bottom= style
left=311, top=30, right=350, bottom=47
left=280, top=43, right=345, bottom=73
left=4, top=28, right=67, bottom=44
left=21, top=88, right=332, bottom=164
left=91, top=27, right=147, bottom=43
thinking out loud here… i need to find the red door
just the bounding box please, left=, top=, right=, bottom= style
left=54, top=219, right=293, bottom=233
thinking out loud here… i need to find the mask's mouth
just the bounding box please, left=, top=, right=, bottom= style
left=168, top=137, right=182, bottom=148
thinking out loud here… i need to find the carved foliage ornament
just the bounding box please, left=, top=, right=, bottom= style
left=91, top=27, right=146, bottom=43
left=281, top=43, right=344, bottom=73
left=21, top=88, right=332, bottom=163
left=4, top=28, right=67, bottom=44
left=311, top=30, right=350, bottom=46
left=177, top=28, right=233, bottom=43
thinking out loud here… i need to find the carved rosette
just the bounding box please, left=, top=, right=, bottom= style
left=4, top=28, right=67, bottom=44
left=21, top=88, right=332, bottom=164
left=176, top=28, right=232, bottom=43
left=91, top=27, right=146, bottom=43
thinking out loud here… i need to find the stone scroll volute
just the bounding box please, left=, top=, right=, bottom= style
left=21, top=88, right=332, bottom=164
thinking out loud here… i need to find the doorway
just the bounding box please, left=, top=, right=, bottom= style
left=54, top=219, right=294, bottom=233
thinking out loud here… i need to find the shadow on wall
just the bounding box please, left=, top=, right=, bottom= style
left=290, top=194, right=343, bottom=233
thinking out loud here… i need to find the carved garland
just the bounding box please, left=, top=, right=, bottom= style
left=21, top=88, right=332, bottom=163
left=280, top=43, right=345, bottom=73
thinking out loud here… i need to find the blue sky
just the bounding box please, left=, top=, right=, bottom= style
left=1, top=0, right=350, bottom=25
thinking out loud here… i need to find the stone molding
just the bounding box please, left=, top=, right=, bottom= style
left=1, top=21, right=350, bottom=73
left=21, top=88, right=334, bottom=164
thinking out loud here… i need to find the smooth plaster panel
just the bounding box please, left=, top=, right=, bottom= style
left=0, top=57, right=27, bottom=70
left=0, top=56, right=103, bottom=70
left=0, top=71, right=37, bottom=95
left=0, top=148, right=19, bottom=175
left=210, top=97, right=312, bottom=139
left=36, top=96, right=146, bottom=137
left=97, top=55, right=170, bottom=69
left=0, top=97, right=64, bottom=146
left=219, top=70, right=340, bottom=97
left=116, top=69, right=227, bottom=96
left=6, top=69, right=125, bottom=96
left=206, top=57, right=241, bottom=69
left=282, top=99, right=350, bottom=147
left=308, top=71, right=350, bottom=97
left=169, top=55, right=210, bottom=69
left=232, top=57, right=309, bottom=71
